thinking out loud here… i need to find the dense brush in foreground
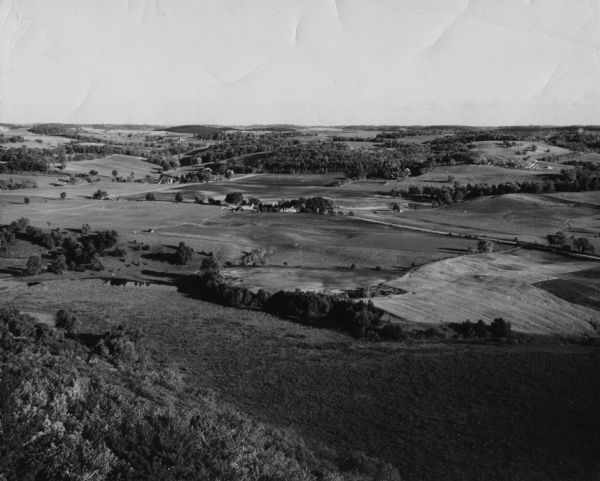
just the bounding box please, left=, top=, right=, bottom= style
left=0, top=308, right=400, bottom=481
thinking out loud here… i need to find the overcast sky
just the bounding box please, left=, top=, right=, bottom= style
left=0, top=0, right=598, bottom=125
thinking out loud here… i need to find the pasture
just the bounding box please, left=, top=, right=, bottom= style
left=224, top=266, right=391, bottom=293
left=374, top=193, right=600, bottom=245
left=400, top=164, right=560, bottom=189
left=154, top=212, right=475, bottom=268
left=157, top=174, right=399, bottom=211
left=469, top=140, right=571, bottom=165
left=64, top=154, right=162, bottom=179
left=0, top=125, right=73, bottom=148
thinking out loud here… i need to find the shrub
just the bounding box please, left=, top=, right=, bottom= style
left=145, top=192, right=156, bottom=201
left=225, top=191, right=244, bottom=205
left=92, top=189, right=109, bottom=200
left=477, top=239, right=494, bottom=253
left=174, top=192, right=183, bottom=202
left=490, top=317, right=511, bottom=339
left=200, top=255, right=220, bottom=274
left=55, top=309, right=79, bottom=333
left=24, top=197, right=30, bottom=204
left=175, top=242, right=194, bottom=265
left=25, top=255, right=43, bottom=275
left=60, top=191, right=66, bottom=200
left=48, top=254, right=67, bottom=274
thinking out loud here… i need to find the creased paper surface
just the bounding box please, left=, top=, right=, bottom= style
left=1, top=0, right=599, bottom=124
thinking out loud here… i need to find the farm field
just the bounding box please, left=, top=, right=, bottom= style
left=1, top=278, right=598, bottom=481
left=0, top=175, right=191, bottom=199
left=0, top=197, right=224, bottom=235
left=223, top=266, right=392, bottom=293
left=570, top=151, right=600, bottom=164
left=375, top=249, right=599, bottom=335
left=165, top=173, right=342, bottom=201
left=155, top=212, right=476, bottom=269
left=64, top=154, right=162, bottom=179
left=545, top=190, right=600, bottom=206
left=368, top=193, right=600, bottom=245
left=0, top=124, right=73, bottom=148
left=400, top=164, right=560, bottom=188
left=76, top=126, right=197, bottom=144
left=469, top=140, right=572, bottom=165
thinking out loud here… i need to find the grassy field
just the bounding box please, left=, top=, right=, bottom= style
left=470, top=140, right=571, bottom=165
left=0, top=125, right=73, bottom=148
left=369, top=193, right=600, bottom=245
left=154, top=174, right=401, bottom=211
left=223, top=265, right=392, bottom=293
left=570, top=152, right=600, bottom=164
left=1, top=278, right=598, bottom=481
left=0, top=196, right=224, bottom=233
left=400, top=164, right=560, bottom=189
left=155, top=212, right=475, bottom=269
left=545, top=190, right=600, bottom=206
left=165, top=173, right=342, bottom=201
left=375, top=249, right=599, bottom=335
left=64, top=154, right=162, bottom=179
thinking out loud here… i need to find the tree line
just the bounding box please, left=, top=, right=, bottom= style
left=399, top=167, right=600, bottom=206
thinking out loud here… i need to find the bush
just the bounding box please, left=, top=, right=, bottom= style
left=60, top=191, right=66, bottom=200
left=174, top=192, right=183, bottom=202
left=25, top=255, right=43, bottom=275
left=225, top=191, right=244, bottom=205
left=477, top=239, right=494, bottom=253
left=145, top=192, right=156, bottom=201
left=175, top=242, right=194, bottom=265
left=490, top=317, right=511, bottom=339
left=48, top=254, right=67, bottom=274
left=92, top=189, right=109, bottom=200
left=200, top=255, right=220, bottom=274
left=24, top=197, right=30, bottom=204
left=55, top=309, right=79, bottom=333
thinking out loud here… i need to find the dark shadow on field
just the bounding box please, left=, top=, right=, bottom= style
left=534, top=278, right=600, bottom=312
left=0, top=267, right=24, bottom=275
left=140, top=269, right=190, bottom=287
left=141, top=251, right=178, bottom=264
left=437, top=247, right=469, bottom=253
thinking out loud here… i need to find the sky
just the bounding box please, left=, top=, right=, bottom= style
left=0, top=0, right=599, bottom=126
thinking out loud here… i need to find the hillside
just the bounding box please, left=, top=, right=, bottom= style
left=376, top=249, right=599, bottom=334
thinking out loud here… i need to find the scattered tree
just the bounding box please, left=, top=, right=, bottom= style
left=92, top=189, right=109, bottom=200
left=225, top=192, right=244, bottom=205
left=477, top=239, right=494, bottom=253
left=55, top=309, right=79, bottom=332
left=573, top=237, right=595, bottom=254
left=48, top=254, right=67, bottom=274
left=174, top=192, right=183, bottom=203
left=60, top=192, right=66, bottom=200
left=25, top=255, right=43, bottom=275
left=490, top=317, right=511, bottom=339
left=175, top=242, right=194, bottom=265
left=200, top=255, right=220, bottom=274
left=23, top=197, right=30, bottom=204
left=547, top=230, right=569, bottom=247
